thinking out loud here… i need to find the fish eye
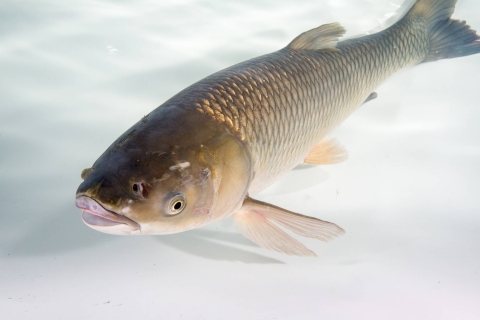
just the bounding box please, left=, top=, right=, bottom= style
left=168, top=194, right=186, bottom=215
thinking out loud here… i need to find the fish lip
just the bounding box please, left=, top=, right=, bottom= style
left=75, top=195, right=140, bottom=231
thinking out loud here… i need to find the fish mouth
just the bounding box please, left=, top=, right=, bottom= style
left=75, top=196, right=140, bottom=234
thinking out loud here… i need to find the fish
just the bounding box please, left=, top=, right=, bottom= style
left=76, top=0, right=480, bottom=256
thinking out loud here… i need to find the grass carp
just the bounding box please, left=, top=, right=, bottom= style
left=76, top=0, right=480, bottom=256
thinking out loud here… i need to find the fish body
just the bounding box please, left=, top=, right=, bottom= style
left=76, top=0, right=480, bottom=256
left=184, top=16, right=428, bottom=194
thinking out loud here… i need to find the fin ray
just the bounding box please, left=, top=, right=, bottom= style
left=244, top=198, right=345, bottom=242
left=233, top=208, right=317, bottom=256
left=304, top=138, right=348, bottom=165
left=411, top=0, right=480, bottom=62
left=233, top=197, right=345, bottom=256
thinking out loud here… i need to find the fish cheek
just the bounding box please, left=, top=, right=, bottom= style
left=124, top=181, right=209, bottom=233
left=126, top=199, right=163, bottom=228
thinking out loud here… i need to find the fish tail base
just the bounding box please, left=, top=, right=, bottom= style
left=424, top=19, right=480, bottom=62
left=412, top=0, right=480, bottom=62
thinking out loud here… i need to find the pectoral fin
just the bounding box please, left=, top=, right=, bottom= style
left=232, top=197, right=345, bottom=256
left=304, top=138, right=348, bottom=165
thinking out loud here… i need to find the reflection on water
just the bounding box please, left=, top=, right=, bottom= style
left=1, top=0, right=480, bottom=318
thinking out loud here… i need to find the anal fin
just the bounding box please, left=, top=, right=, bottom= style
left=233, top=197, right=345, bottom=257
left=304, top=138, right=348, bottom=165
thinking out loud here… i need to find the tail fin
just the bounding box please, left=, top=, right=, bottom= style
left=411, top=0, right=480, bottom=63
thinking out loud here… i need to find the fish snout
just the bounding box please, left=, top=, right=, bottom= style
left=75, top=196, right=105, bottom=214
left=75, top=196, right=140, bottom=234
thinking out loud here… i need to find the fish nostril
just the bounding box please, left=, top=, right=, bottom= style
left=132, top=182, right=148, bottom=198
left=141, top=183, right=148, bottom=197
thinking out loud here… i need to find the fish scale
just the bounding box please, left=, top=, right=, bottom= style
left=170, top=14, right=426, bottom=193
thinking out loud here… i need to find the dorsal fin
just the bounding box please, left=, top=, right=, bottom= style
left=287, top=22, right=346, bottom=51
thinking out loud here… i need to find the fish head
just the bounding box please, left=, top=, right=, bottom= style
left=76, top=106, right=251, bottom=235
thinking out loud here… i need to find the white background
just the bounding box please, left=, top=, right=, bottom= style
left=1, top=0, right=479, bottom=319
